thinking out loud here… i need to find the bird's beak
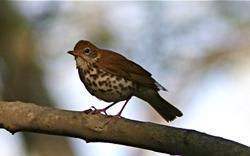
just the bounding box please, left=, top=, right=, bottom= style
left=67, top=50, right=78, bottom=56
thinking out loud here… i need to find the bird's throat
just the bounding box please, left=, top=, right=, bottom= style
left=75, top=57, right=89, bottom=71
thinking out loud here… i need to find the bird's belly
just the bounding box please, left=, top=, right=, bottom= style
left=81, top=68, right=136, bottom=102
left=91, top=88, right=133, bottom=102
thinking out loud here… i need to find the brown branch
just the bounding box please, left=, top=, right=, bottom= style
left=0, top=101, right=249, bottom=156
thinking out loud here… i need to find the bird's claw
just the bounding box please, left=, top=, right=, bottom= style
left=88, top=106, right=108, bottom=115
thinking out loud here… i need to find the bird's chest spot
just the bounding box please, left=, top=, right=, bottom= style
left=82, top=67, right=136, bottom=102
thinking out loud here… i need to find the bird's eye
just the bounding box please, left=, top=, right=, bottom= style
left=83, top=47, right=91, bottom=54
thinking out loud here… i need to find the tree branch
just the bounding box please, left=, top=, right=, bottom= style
left=0, top=101, right=249, bottom=156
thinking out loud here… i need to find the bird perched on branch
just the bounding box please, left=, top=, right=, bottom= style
left=68, top=40, right=182, bottom=122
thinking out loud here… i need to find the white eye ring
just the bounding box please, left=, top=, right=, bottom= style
left=83, top=47, right=91, bottom=54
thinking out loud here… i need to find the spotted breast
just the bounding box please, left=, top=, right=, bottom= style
left=78, top=64, right=137, bottom=102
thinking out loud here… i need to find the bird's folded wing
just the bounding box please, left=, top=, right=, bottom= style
left=97, top=50, right=165, bottom=91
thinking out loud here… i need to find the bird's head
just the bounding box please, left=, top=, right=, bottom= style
left=68, top=40, right=99, bottom=64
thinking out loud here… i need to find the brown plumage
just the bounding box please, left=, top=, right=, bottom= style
left=68, top=40, right=183, bottom=122
left=98, top=50, right=165, bottom=91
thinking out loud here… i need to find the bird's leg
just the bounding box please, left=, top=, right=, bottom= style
left=89, top=96, right=131, bottom=119
left=101, top=98, right=132, bottom=126
left=114, top=97, right=131, bottom=118
left=89, top=102, right=118, bottom=115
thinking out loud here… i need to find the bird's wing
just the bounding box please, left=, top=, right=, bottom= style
left=96, top=49, right=166, bottom=91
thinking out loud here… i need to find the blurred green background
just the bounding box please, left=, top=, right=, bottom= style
left=0, top=1, right=249, bottom=156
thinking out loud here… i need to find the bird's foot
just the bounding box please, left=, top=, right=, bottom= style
left=112, top=111, right=123, bottom=119
left=101, top=114, right=122, bottom=126
left=88, top=106, right=109, bottom=115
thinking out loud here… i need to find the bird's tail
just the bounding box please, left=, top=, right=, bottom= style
left=135, top=88, right=183, bottom=122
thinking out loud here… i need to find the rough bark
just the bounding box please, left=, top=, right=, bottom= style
left=0, top=101, right=249, bottom=156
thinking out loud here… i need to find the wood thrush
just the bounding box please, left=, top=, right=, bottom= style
left=68, top=40, right=183, bottom=122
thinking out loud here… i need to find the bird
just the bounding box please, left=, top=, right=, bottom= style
left=68, top=40, right=182, bottom=122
